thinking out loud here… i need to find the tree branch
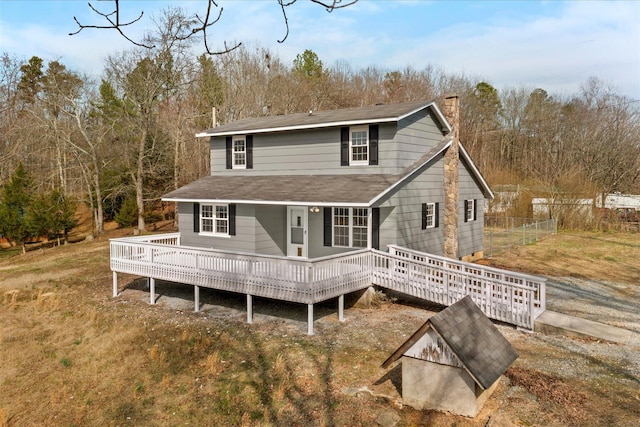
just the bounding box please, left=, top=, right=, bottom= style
left=70, top=0, right=357, bottom=53
left=69, top=0, right=153, bottom=48
left=176, top=0, right=242, bottom=55
left=277, top=0, right=358, bottom=44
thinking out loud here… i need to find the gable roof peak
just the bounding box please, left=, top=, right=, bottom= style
left=196, top=100, right=451, bottom=137
left=381, top=296, right=518, bottom=390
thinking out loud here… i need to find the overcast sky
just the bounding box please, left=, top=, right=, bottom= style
left=1, top=0, right=638, bottom=99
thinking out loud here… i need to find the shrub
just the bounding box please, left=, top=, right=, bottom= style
left=114, top=198, right=138, bottom=228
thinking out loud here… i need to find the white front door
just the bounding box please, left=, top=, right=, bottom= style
left=287, top=206, right=308, bottom=258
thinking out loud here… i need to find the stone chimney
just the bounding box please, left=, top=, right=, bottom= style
left=443, top=94, right=459, bottom=259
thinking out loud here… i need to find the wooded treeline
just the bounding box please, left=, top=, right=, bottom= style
left=1, top=9, right=639, bottom=241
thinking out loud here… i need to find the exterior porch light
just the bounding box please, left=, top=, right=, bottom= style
left=309, top=206, right=320, bottom=213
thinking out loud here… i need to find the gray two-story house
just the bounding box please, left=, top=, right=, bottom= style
left=163, top=99, right=492, bottom=261
left=110, top=98, right=546, bottom=335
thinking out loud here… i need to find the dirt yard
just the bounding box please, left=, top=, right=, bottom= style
left=0, top=230, right=638, bottom=426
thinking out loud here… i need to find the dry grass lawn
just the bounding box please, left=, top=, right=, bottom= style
left=481, top=231, right=640, bottom=285
left=0, top=229, right=638, bottom=426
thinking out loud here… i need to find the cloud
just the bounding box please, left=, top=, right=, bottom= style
left=0, top=20, right=142, bottom=78
left=1, top=1, right=637, bottom=99
left=377, top=2, right=640, bottom=98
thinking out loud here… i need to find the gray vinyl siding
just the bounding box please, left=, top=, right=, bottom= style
left=377, top=206, right=397, bottom=252
left=457, top=159, right=485, bottom=258
left=178, top=203, right=256, bottom=253
left=209, top=111, right=445, bottom=175
left=377, top=153, right=446, bottom=255
left=178, top=203, right=290, bottom=256
left=395, top=109, right=446, bottom=168
left=211, top=125, right=399, bottom=176
left=255, top=205, right=286, bottom=256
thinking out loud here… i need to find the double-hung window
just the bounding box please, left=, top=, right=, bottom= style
left=333, top=207, right=369, bottom=248
left=425, top=203, right=436, bottom=228
left=350, top=126, right=368, bottom=165
left=200, top=204, right=229, bottom=235
left=464, top=199, right=476, bottom=222
left=352, top=208, right=368, bottom=247
left=233, top=137, right=246, bottom=169
left=340, top=125, right=378, bottom=167
left=226, top=135, right=252, bottom=169
left=422, top=202, right=439, bottom=229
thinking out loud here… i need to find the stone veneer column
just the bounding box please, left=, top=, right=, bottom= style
left=443, top=95, right=459, bottom=259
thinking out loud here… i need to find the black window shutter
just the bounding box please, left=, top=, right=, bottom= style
left=340, top=127, right=349, bottom=166
left=323, top=207, right=332, bottom=246
left=246, top=135, right=253, bottom=169
left=421, top=203, right=427, bottom=230
left=225, top=137, right=232, bottom=169
left=228, top=204, right=236, bottom=235
left=369, top=124, right=379, bottom=165
left=473, top=199, right=478, bottom=221
left=372, top=207, right=380, bottom=250
left=435, top=202, right=440, bottom=227
left=464, top=200, right=469, bottom=222
left=193, top=203, right=200, bottom=232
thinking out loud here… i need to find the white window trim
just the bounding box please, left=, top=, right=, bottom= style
left=349, top=125, right=369, bottom=166
left=199, top=203, right=230, bottom=237
left=332, top=207, right=370, bottom=248
left=425, top=202, right=436, bottom=228
left=232, top=136, right=246, bottom=169
left=465, top=199, right=476, bottom=222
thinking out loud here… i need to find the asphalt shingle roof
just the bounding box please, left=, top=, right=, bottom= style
left=198, top=100, right=440, bottom=136
left=163, top=173, right=400, bottom=204
left=382, top=296, right=518, bottom=390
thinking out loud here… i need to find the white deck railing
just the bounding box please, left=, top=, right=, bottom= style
left=381, top=245, right=546, bottom=328
left=110, top=236, right=371, bottom=305
left=110, top=234, right=545, bottom=330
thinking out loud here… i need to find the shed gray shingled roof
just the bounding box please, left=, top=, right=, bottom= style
left=382, top=296, right=518, bottom=390
left=198, top=100, right=448, bottom=137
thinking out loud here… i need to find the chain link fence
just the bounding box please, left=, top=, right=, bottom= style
left=484, top=217, right=557, bottom=258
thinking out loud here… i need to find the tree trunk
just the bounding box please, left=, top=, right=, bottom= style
left=136, top=129, right=147, bottom=233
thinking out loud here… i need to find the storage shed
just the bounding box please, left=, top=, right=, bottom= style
left=381, top=296, right=518, bottom=417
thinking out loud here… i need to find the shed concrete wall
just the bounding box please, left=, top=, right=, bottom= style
left=401, top=356, right=497, bottom=417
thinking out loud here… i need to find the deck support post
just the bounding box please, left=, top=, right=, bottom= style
left=149, top=278, right=155, bottom=305
left=338, top=295, right=345, bottom=322
left=112, top=272, right=118, bottom=297
left=247, top=294, right=253, bottom=324
left=307, top=304, right=314, bottom=336
left=194, top=285, right=200, bottom=312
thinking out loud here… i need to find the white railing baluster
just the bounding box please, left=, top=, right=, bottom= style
left=109, top=235, right=544, bottom=330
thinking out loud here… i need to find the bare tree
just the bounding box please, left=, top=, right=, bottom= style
left=0, top=53, right=24, bottom=182
left=70, top=0, right=357, bottom=55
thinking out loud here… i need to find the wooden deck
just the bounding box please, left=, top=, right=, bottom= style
left=110, top=233, right=546, bottom=334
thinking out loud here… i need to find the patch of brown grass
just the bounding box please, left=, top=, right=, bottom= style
left=506, top=366, right=588, bottom=424
left=482, top=231, right=640, bottom=284
left=1, top=230, right=639, bottom=426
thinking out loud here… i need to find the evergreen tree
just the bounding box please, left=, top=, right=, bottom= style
left=0, top=164, right=35, bottom=247
left=25, top=190, right=78, bottom=244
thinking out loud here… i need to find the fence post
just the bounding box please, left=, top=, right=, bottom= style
left=522, top=224, right=526, bottom=246
left=489, top=231, right=493, bottom=258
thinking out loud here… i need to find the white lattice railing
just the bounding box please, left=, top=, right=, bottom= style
left=383, top=245, right=545, bottom=328
left=110, top=236, right=370, bottom=305
left=110, top=234, right=545, bottom=329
